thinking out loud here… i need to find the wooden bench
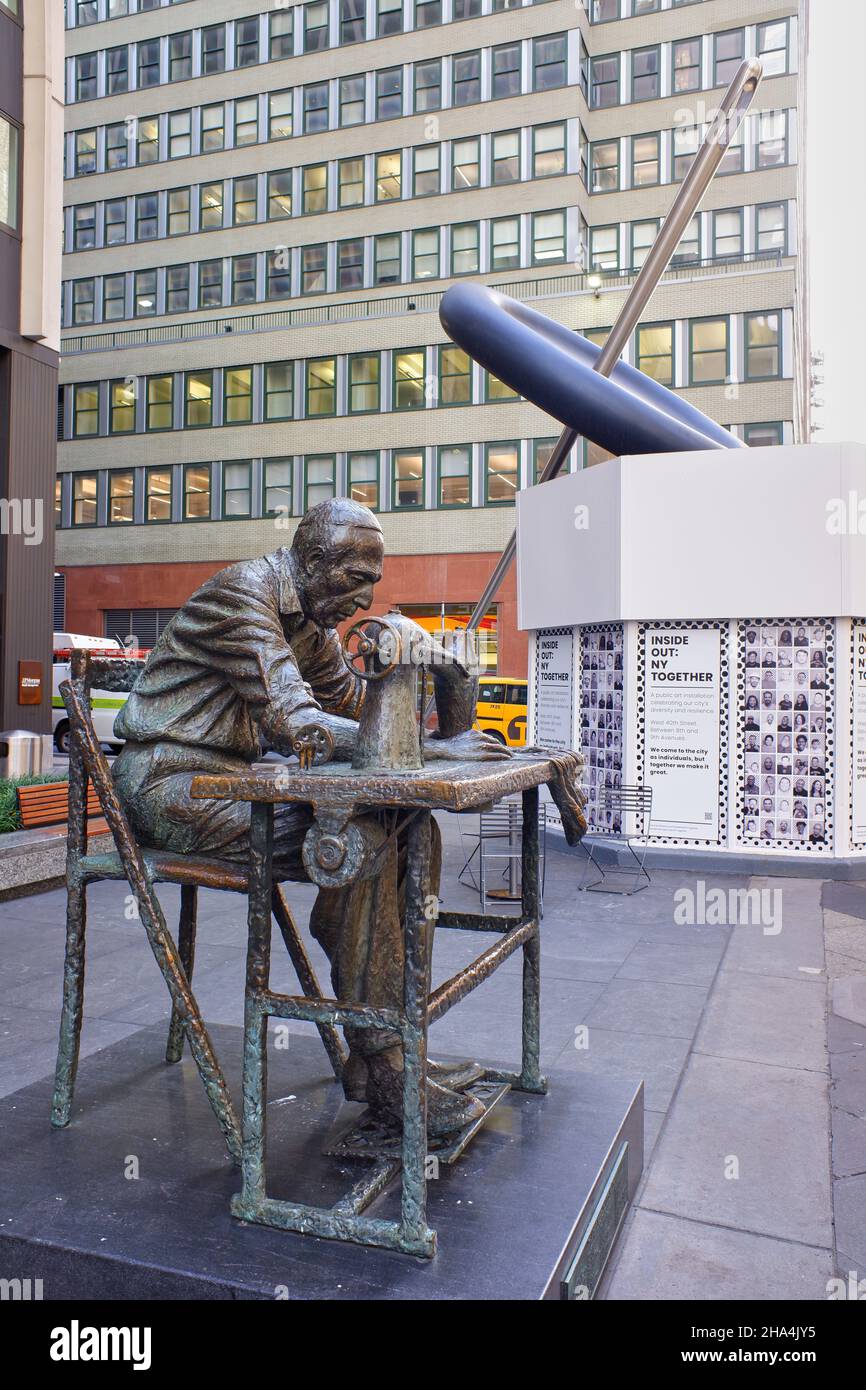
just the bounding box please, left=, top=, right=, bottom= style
left=17, top=781, right=108, bottom=837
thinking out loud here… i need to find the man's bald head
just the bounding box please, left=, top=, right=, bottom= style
left=290, top=498, right=384, bottom=628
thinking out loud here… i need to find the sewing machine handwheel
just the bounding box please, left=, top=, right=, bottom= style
left=291, top=722, right=334, bottom=768
left=341, top=616, right=401, bottom=682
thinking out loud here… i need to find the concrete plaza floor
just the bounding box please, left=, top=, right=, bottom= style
left=0, top=814, right=863, bottom=1301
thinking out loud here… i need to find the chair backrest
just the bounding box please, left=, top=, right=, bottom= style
left=599, top=784, right=652, bottom=814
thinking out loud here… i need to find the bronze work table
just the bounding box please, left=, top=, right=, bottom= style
left=191, top=753, right=558, bottom=1258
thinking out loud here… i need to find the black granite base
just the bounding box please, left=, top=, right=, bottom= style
left=0, top=1024, right=642, bottom=1300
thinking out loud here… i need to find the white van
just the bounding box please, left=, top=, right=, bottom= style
left=52, top=633, right=129, bottom=754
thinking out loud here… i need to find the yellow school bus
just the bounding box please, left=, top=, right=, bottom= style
left=474, top=677, right=528, bottom=747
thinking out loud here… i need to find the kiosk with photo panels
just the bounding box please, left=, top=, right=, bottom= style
left=519, top=443, right=866, bottom=867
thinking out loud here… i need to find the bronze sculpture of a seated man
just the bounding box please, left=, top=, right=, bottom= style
left=112, top=497, right=512, bottom=1136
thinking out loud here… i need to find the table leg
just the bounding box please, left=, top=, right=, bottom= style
left=516, top=786, right=547, bottom=1094
left=234, top=800, right=274, bottom=1219
left=399, top=810, right=436, bottom=1256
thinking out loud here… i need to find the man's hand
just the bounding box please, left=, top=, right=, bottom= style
left=425, top=729, right=512, bottom=762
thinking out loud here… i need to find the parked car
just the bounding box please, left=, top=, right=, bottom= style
left=474, top=677, right=528, bottom=747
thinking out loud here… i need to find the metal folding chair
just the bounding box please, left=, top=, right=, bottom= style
left=579, top=785, right=653, bottom=895
left=459, top=795, right=546, bottom=913
left=51, top=649, right=345, bottom=1164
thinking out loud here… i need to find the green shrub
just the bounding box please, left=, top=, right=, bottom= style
left=0, top=773, right=69, bottom=835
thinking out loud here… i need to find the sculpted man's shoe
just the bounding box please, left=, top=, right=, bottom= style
left=365, top=1055, right=486, bottom=1138
left=342, top=1051, right=485, bottom=1103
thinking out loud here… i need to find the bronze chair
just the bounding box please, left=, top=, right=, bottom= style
left=51, top=649, right=345, bottom=1163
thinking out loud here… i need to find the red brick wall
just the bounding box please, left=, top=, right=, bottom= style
left=59, top=552, right=529, bottom=677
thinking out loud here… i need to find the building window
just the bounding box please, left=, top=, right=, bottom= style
left=393, top=451, right=424, bottom=509
left=304, top=82, right=330, bottom=134
left=199, top=182, right=224, bottom=230
left=438, top=446, right=471, bottom=507
left=534, top=34, right=567, bottom=91
left=136, top=117, right=159, bottom=166
left=590, top=55, right=619, bottom=109
left=98, top=275, right=124, bottom=323
left=745, top=311, right=781, bottom=380
left=147, top=375, right=174, bottom=430
left=306, top=358, right=336, bottom=416
left=184, top=370, right=213, bottom=427
left=169, top=32, right=192, bottom=83
left=134, top=193, right=158, bottom=242
left=744, top=422, right=783, bottom=447
left=453, top=0, right=481, bottom=15
left=533, top=438, right=557, bottom=483
left=76, top=0, right=98, bottom=24
left=439, top=346, right=471, bottom=405
left=592, top=140, right=619, bottom=192
left=491, top=215, right=520, bottom=271
left=590, top=225, right=618, bottom=272
left=591, top=0, right=618, bottom=19
left=416, top=0, right=441, bottom=26
left=109, top=380, right=136, bottom=435
left=337, top=238, right=364, bottom=290
left=264, top=362, right=294, bottom=420
left=348, top=453, right=379, bottom=509
left=486, top=442, right=519, bottom=504
left=73, top=204, right=96, bottom=250
left=375, top=233, right=401, bottom=284
left=714, top=29, right=744, bottom=87
left=757, top=20, right=788, bottom=77
left=301, top=244, right=327, bottom=294
left=672, top=37, right=701, bottom=94
left=414, top=144, right=440, bottom=196
left=106, top=46, right=129, bottom=95
left=631, top=0, right=658, bottom=14
left=377, top=67, right=403, bottom=121
left=376, top=150, right=401, bottom=201
left=75, top=53, right=98, bottom=102
left=718, top=124, right=744, bottom=176
left=201, top=104, right=225, bottom=152
left=534, top=123, right=566, bottom=178
left=532, top=210, right=565, bottom=264
left=349, top=354, right=380, bottom=413
left=756, top=110, right=787, bottom=169
left=270, top=10, right=294, bottom=60
left=636, top=323, right=673, bottom=385
left=340, top=74, right=366, bottom=126
left=224, top=366, right=253, bottom=423
left=235, top=97, right=258, bottom=147
left=486, top=371, right=518, bottom=402
left=453, top=51, right=481, bottom=107
left=72, top=474, right=98, bottom=526
left=394, top=350, right=426, bottom=411
left=451, top=222, right=479, bottom=275
left=137, top=39, right=160, bottom=90
left=166, top=187, right=189, bottom=237
left=168, top=110, right=191, bottom=159
left=184, top=465, right=211, bottom=521
left=690, top=318, right=729, bottom=384
left=103, top=123, right=127, bottom=172
left=108, top=471, right=134, bottom=524
left=632, top=46, right=660, bottom=102
left=378, top=0, right=402, bottom=35
left=233, top=176, right=258, bottom=226
left=269, top=91, right=293, bottom=141
left=304, top=1, right=329, bottom=52
left=492, top=130, right=520, bottom=184
left=134, top=269, right=158, bottom=316
left=630, top=218, right=658, bottom=269
left=264, top=459, right=292, bottom=516
left=235, top=17, right=260, bottom=68
left=673, top=125, right=698, bottom=182
left=198, top=260, right=223, bottom=308
left=340, top=0, right=365, bottom=43
left=631, top=133, right=659, bottom=186
left=413, top=228, right=439, bottom=281
left=267, top=248, right=292, bottom=301
left=757, top=202, right=786, bottom=257
left=223, top=462, right=252, bottom=519
left=75, top=129, right=98, bottom=175
left=73, top=384, right=100, bottom=438
left=70, top=279, right=95, bottom=326
left=452, top=137, right=480, bottom=190
left=712, top=208, right=743, bottom=260
left=263, top=170, right=291, bottom=221
left=415, top=59, right=442, bottom=112
left=339, top=157, right=364, bottom=208
left=492, top=42, right=521, bottom=100
left=202, top=24, right=226, bottom=75
left=305, top=455, right=336, bottom=509
left=303, top=164, right=328, bottom=213
left=166, top=264, right=190, bottom=313
left=145, top=468, right=172, bottom=523
left=232, top=253, right=257, bottom=304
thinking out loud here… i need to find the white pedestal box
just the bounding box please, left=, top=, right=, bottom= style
left=518, top=444, right=866, bottom=866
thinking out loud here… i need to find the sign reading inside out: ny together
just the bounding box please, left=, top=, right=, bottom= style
left=643, top=627, right=722, bottom=842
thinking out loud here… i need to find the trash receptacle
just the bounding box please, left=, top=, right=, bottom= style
left=0, top=730, right=45, bottom=779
